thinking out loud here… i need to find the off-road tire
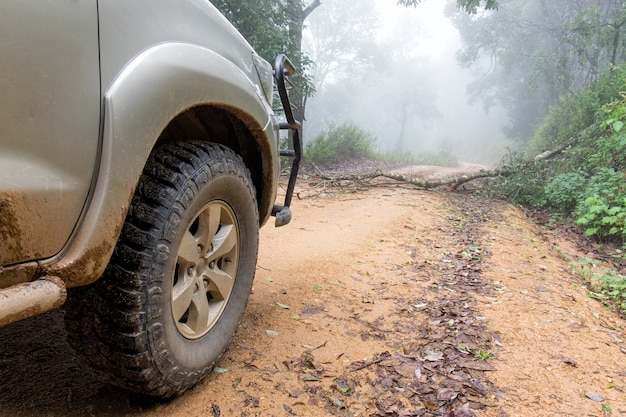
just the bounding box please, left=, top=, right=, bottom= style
left=65, top=141, right=259, bottom=397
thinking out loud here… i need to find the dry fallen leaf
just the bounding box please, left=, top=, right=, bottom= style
left=424, top=350, right=444, bottom=362
left=561, top=356, right=578, bottom=367
left=453, top=403, right=477, bottom=417
left=457, top=359, right=496, bottom=371
left=437, top=388, right=459, bottom=401
left=585, top=392, right=604, bottom=402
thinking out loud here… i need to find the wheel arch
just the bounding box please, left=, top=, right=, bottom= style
left=44, top=42, right=278, bottom=287
left=156, top=104, right=276, bottom=225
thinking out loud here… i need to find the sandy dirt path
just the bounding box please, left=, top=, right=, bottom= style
left=0, top=186, right=625, bottom=417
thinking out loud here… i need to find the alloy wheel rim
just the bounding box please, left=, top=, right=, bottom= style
left=171, top=201, right=239, bottom=339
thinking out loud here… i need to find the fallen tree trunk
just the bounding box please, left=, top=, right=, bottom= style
left=313, top=169, right=499, bottom=190
left=533, top=136, right=578, bottom=161
left=308, top=136, right=578, bottom=191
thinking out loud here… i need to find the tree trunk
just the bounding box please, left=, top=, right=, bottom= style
left=287, top=0, right=321, bottom=127
left=307, top=136, right=580, bottom=191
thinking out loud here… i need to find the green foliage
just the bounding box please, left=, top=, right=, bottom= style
left=487, top=154, right=549, bottom=207
left=487, top=63, right=626, bottom=245
left=527, top=90, right=598, bottom=156
left=453, top=1, right=626, bottom=142
left=577, top=258, right=626, bottom=316
left=593, top=86, right=626, bottom=170
left=212, top=0, right=291, bottom=61
left=574, top=168, right=626, bottom=243
left=528, top=66, right=626, bottom=156
left=473, top=348, right=495, bottom=361
left=601, top=94, right=626, bottom=134
left=212, top=0, right=316, bottom=101
left=573, top=132, right=626, bottom=173
left=304, top=123, right=375, bottom=164
left=544, top=172, right=587, bottom=213
left=565, top=80, right=626, bottom=242
left=304, top=124, right=458, bottom=167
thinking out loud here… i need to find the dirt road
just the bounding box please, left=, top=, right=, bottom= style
left=1, top=185, right=625, bottom=416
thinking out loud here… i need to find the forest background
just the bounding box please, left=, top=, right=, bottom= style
left=212, top=0, right=626, bottom=312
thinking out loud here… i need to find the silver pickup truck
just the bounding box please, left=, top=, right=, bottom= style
left=0, top=0, right=301, bottom=398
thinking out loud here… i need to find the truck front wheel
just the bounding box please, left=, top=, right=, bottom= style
left=65, top=141, right=259, bottom=397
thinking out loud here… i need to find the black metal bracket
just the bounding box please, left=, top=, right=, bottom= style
left=271, top=54, right=302, bottom=227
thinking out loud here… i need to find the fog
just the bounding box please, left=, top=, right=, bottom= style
left=302, top=0, right=512, bottom=166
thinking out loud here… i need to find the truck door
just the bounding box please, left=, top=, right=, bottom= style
left=0, top=1, right=101, bottom=267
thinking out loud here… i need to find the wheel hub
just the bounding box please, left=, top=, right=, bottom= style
left=171, top=201, right=239, bottom=339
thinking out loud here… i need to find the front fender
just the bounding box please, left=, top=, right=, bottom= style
left=44, top=42, right=277, bottom=286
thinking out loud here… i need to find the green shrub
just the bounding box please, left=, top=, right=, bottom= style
left=487, top=155, right=549, bottom=207
left=598, top=271, right=626, bottom=315
left=543, top=171, right=587, bottom=213
left=304, top=123, right=375, bottom=164
left=592, top=92, right=626, bottom=171
left=528, top=91, right=596, bottom=156
left=563, top=130, right=619, bottom=173
left=528, top=65, right=626, bottom=156
left=575, top=168, right=626, bottom=243
left=490, top=64, right=626, bottom=222
left=577, top=258, right=626, bottom=316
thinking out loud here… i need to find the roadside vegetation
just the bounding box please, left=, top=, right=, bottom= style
left=304, top=122, right=458, bottom=167
left=443, top=1, right=626, bottom=317
left=484, top=65, right=626, bottom=314
left=302, top=67, right=626, bottom=314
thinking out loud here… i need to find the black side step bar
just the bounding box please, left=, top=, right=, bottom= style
left=271, top=54, right=302, bottom=227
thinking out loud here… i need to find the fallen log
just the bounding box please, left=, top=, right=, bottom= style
left=307, top=136, right=579, bottom=191
left=312, top=169, right=498, bottom=190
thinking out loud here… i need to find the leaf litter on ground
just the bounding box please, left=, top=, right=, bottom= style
left=272, top=195, right=503, bottom=416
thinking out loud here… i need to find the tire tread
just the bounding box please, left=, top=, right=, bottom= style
left=65, top=141, right=258, bottom=397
